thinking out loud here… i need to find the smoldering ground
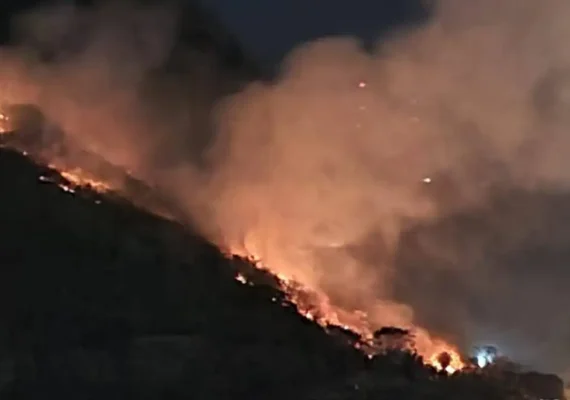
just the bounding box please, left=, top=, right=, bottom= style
left=1, top=0, right=570, bottom=376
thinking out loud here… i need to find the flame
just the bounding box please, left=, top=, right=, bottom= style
left=0, top=105, right=112, bottom=194
left=427, top=343, right=465, bottom=374
left=229, top=242, right=465, bottom=373
left=58, top=167, right=112, bottom=193
left=26, top=136, right=463, bottom=373
left=38, top=163, right=113, bottom=195
left=0, top=103, right=464, bottom=373
left=0, top=112, right=10, bottom=133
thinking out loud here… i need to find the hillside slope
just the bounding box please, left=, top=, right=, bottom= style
left=0, top=147, right=563, bottom=399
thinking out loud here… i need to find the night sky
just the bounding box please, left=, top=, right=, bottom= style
left=0, top=0, right=432, bottom=72
left=198, top=0, right=431, bottom=68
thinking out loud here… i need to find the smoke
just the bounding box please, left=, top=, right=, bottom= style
left=194, top=0, right=570, bottom=374
left=1, top=0, right=570, bottom=377
left=0, top=0, right=234, bottom=174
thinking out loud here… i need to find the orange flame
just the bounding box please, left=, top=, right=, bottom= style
left=38, top=163, right=113, bottom=195
left=0, top=112, right=10, bottom=133
left=230, top=244, right=464, bottom=373
left=0, top=104, right=463, bottom=372
left=58, top=168, right=112, bottom=193
left=428, top=346, right=464, bottom=374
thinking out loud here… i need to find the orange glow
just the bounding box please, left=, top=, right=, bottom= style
left=229, top=243, right=465, bottom=373
left=426, top=343, right=465, bottom=374
left=38, top=163, right=113, bottom=195
left=58, top=168, right=112, bottom=193
left=0, top=112, right=11, bottom=133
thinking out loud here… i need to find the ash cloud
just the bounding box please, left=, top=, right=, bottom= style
left=1, top=0, right=570, bottom=377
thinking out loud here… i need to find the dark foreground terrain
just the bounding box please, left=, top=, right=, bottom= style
left=0, top=147, right=564, bottom=399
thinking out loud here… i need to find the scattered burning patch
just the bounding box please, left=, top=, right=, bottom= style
left=37, top=164, right=111, bottom=196
left=0, top=105, right=108, bottom=194
left=58, top=167, right=112, bottom=193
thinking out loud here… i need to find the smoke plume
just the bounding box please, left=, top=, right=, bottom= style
left=1, top=0, right=570, bottom=376
left=196, top=0, right=570, bottom=375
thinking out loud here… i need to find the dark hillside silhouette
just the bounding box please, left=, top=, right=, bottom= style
left=0, top=147, right=564, bottom=399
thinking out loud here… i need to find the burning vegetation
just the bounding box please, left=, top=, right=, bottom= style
left=57, top=168, right=111, bottom=193
left=0, top=103, right=186, bottom=222
left=0, top=2, right=569, bottom=397
left=0, top=101, right=562, bottom=398
left=1, top=146, right=566, bottom=399
left=229, top=251, right=465, bottom=374
left=0, top=102, right=481, bottom=377
left=223, top=251, right=566, bottom=400
left=0, top=105, right=113, bottom=195
left=37, top=166, right=111, bottom=195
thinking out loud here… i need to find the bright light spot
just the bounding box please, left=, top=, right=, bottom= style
left=358, top=81, right=367, bottom=88
left=475, top=347, right=497, bottom=368
left=476, top=353, right=488, bottom=368
left=445, top=365, right=456, bottom=374
left=422, top=177, right=432, bottom=184
left=0, top=112, right=10, bottom=133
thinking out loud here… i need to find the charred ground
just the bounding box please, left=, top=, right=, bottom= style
left=0, top=146, right=564, bottom=399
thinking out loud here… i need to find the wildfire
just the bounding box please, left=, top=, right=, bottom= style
left=38, top=163, right=113, bottom=195
left=0, top=104, right=112, bottom=195
left=427, top=343, right=465, bottom=374
left=231, top=246, right=465, bottom=374
left=0, top=102, right=465, bottom=373
left=58, top=168, right=112, bottom=193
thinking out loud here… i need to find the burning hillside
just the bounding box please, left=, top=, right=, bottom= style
left=0, top=104, right=192, bottom=223
left=227, top=247, right=465, bottom=374
left=0, top=94, right=561, bottom=391
left=0, top=1, right=569, bottom=394
left=0, top=125, right=566, bottom=399
left=0, top=112, right=463, bottom=373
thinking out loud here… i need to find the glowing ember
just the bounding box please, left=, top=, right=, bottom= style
left=235, top=273, right=252, bottom=286
left=37, top=164, right=113, bottom=195
left=0, top=112, right=10, bottom=133
left=58, top=168, right=112, bottom=193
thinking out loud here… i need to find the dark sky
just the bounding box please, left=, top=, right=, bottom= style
left=198, top=0, right=430, bottom=68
